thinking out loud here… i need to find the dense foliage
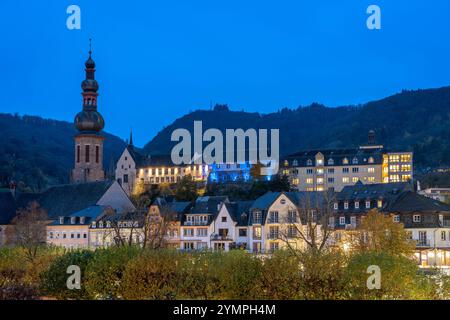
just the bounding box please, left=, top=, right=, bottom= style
left=1, top=246, right=449, bottom=300
left=0, top=113, right=126, bottom=191
left=145, top=87, right=450, bottom=170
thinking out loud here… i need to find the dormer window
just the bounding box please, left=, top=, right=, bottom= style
left=365, top=201, right=371, bottom=209
left=92, top=221, right=96, bottom=228
left=70, top=217, right=76, bottom=224
left=328, top=158, right=334, bottom=165
left=307, top=159, right=313, bottom=166
left=377, top=200, right=383, bottom=208
left=59, top=217, right=64, bottom=225
left=343, top=158, right=349, bottom=165
left=284, top=160, right=289, bottom=167
left=80, top=217, right=85, bottom=224
left=368, top=157, right=374, bottom=164
left=106, top=221, right=111, bottom=228
left=99, top=221, right=104, bottom=228
left=334, top=203, right=338, bottom=210
left=355, top=201, right=360, bottom=209
left=352, top=157, right=358, bottom=164
left=413, top=215, right=421, bottom=223
left=293, top=160, right=298, bottom=167
left=344, top=202, right=349, bottom=210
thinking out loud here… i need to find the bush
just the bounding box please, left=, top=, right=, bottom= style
left=84, top=246, right=142, bottom=299
left=121, top=250, right=185, bottom=300
left=345, top=252, right=424, bottom=299
left=258, top=251, right=302, bottom=299
left=40, top=250, right=94, bottom=299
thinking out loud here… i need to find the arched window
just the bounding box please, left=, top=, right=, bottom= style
left=342, top=158, right=349, bottom=165
left=368, top=157, right=374, bottom=164
left=328, top=158, right=334, bottom=165
left=307, top=159, right=313, bottom=166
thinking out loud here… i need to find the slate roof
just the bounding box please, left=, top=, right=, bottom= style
left=49, top=205, right=108, bottom=226
left=190, top=196, right=229, bottom=214
left=127, top=145, right=182, bottom=168
left=224, top=201, right=253, bottom=226
left=387, top=191, right=450, bottom=213
left=17, top=181, right=114, bottom=219
left=283, top=147, right=385, bottom=167
left=249, top=192, right=281, bottom=210
left=337, top=182, right=412, bottom=201
left=0, top=190, right=17, bottom=224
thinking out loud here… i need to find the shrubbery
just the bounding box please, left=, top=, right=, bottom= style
left=1, top=246, right=449, bottom=300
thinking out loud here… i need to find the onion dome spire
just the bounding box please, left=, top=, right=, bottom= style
left=74, top=39, right=105, bottom=133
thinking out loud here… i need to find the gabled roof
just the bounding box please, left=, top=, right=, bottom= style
left=249, top=192, right=281, bottom=210
left=189, top=196, right=229, bottom=214
left=224, top=201, right=253, bottom=226
left=126, top=145, right=182, bottom=168
left=17, top=181, right=115, bottom=218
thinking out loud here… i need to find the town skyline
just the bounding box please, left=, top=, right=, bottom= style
left=2, top=1, right=450, bottom=146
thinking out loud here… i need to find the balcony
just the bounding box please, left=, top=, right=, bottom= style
left=210, top=234, right=232, bottom=241
left=184, top=221, right=208, bottom=226
left=416, top=239, right=431, bottom=247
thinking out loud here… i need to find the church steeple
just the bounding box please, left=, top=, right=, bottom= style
left=72, top=40, right=105, bottom=183
left=129, top=128, right=134, bottom=147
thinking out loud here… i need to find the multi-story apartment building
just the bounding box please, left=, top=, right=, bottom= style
left=115, top=142, right=208, bottom=195
left=331, top=182, right=450, bottom=269
left=282, top=131, right=413, bottom=192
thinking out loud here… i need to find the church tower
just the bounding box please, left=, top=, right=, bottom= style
left=72, top=41, right=105, bottom=183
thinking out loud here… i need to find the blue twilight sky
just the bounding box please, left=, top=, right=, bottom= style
left=0, top=0, right=449, bottom=146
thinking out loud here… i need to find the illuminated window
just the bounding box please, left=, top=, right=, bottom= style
left=306, top=178, right=313, bottom=184
left=368, top=177, right=375, bottom=182
left=343, top=158, right=349, bottom=165
left=292, top=178, right=300, bottom=185
left=282, top=169, right=290, bottom=175
left=377, top=200, right=383, bottom=208
left=402, top=174, right=411, bottom=182
left=306, top=187, right=314, bottom=191
left=368, top=167, right=375, bottom=173
left=401, top=164, right=411, bottom=172
left=389, top=155, right=400, bottom=162
left=390, top=175, right=400, bottom=182
left=400, top=154, right=411, bottom=162
left=317, top=178, right=324, bottom=184
left=316, top=186, right=324, bottom=191
left=342, top=177, right=350, bottom=183
left=317, top=168, right=324, bottom=174
left=389, top=165, right=400, bottom=172
left=352, top=177, right=359, bottom=183
left=368, top=157, right=374, bottom=164
left=316, top=159, right=323, bottom=165
left=393, top=215, right=400, bottom=223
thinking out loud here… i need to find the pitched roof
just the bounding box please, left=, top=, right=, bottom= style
left=127, top=146, right=182, bottom=168
left=337, top=182, right=412, bottom=201
left=249, top=192, right=281, bottom=210
left=49, top=205, right=108, bottom=226
left=17, top=181, right=115, bottom=218
left=224, top=201, right=253, bottom=226
left=387, top=191, right=450, bottom=213
left=190, top=196, right=229, bottom=214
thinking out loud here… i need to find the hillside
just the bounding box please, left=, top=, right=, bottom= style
left=144, top=87, right=450, bottom=169
left=0, top=114, right=126, bottom=191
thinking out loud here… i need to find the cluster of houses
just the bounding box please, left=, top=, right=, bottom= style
left=1, top=180, right=450, bottom=271
left=1, top=47, right=449, bottom=273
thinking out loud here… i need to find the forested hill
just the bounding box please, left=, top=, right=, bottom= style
left=0, top=114, right=126, bottom=191
left=144, top=86, right=450, bottom=169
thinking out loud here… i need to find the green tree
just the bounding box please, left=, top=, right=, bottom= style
left=174, top=175, right=197, bottom=201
